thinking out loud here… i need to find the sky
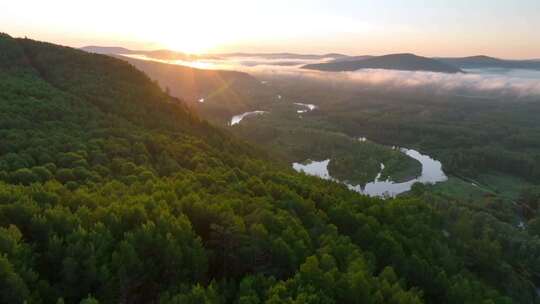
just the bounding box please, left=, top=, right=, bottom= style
left=1, top=0, right=539, bottom=58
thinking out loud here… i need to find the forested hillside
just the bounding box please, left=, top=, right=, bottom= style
left=0, top=33, right=539, bottom=304
left=116, top=55, right=278, bottom=124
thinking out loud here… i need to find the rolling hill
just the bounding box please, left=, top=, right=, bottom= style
left=80, top=45, right=137, bottom=54
left=303, top=53, right=464, bottom=73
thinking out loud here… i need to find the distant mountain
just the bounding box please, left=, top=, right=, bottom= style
left=80, top=45, right=136, bottom=54
left=81, top=46, right=348, bottom=61
left=303, top=53, right=463, bottom=73
left=142, top=49, right=205, bottom=60
left=330, top=55, right=374, bottom=62
left=437, top=55, right=540, bottom=70
left=236, top=60, right=312, bottom=67
left=82, top=46, right=202, bottom=60
left=218, top=52, right=348, bottom=60
left=79, top=47, right=540, bottom=71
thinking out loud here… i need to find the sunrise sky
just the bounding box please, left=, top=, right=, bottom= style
left=2, top=0, right=539, bottom=58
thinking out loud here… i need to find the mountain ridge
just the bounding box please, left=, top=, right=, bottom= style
left=303, top=53, right=464, bottom=73
left=437, top=55, right=540, bottom=70
left=82, top=45, right=348, bottom=61
left=82, top=45, right=540, bottom=71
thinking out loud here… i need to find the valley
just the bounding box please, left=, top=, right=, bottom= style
left=111, top=49, right=540, bottom=235
left=3, top=0, right=540, bottom=302
left=95, top=47, right=540, bottom=207
left=89, top=44, right=540, bottom=222
left=0, top=32, right=539, bottom=303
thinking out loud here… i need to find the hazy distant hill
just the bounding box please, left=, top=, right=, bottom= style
left=82, top=46, right=201, bottom=60
left=303, top=53, right=463, bottom=73
left=437, top=55, right=540, bottom=70
left=81, top=46, right=540, bottom=71
left=330, top=55, right=375, bottom=62
left=218, top=52, right=348, bottom=60
left=117, top=55, right=277, bottom=123
left=80, top=45, right=136, bottom=54
left=81, top=46, right=347, bottom=61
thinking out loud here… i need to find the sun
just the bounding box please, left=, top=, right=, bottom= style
left=136, top=6, right=231, bottom=55
left=160, top=32, right=219, bottom=54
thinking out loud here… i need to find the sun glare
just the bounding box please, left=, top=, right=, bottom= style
left=162, top=36, right=216, bottom=54
left=153, top=21, right=226, bottom=55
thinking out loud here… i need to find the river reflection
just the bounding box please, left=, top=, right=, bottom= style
left=294, top=103, right=318, bottom=113
left=292, top=148, right=447, bottom=198
left=230, top=111, right=267, bottom=125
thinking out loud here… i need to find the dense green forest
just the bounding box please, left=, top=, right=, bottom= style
left=254, top=75, right=540, bottom=184
left=325, top=95, right=540, bottom=182
left=230, top=102, right=421, bottom=185
left=1, top=33, right=539, bottom=303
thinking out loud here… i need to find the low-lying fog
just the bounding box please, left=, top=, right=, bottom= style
left=123, top=54, right=540, bottom=99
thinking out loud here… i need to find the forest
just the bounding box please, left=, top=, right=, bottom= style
left=251, top=75, right=540, bottom=184
left=230, top=102, right=421, bottom=185
left=0, top=33, right=539, bottom=304
left=127, top=54, right=540, bottom=196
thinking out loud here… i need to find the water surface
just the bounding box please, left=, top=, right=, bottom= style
left=230, top=111, right=267, bottom=126
left=292, top=159, right=331, bottom=179
left=465, top=68, right=540, bottom=79
left=293, top=148, right=447, bottom=198
left=294, top=102, right=318, bottom=114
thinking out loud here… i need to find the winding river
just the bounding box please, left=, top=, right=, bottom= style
left=230, top=111, right=267, bottom=125
left=230, top=105, right=447, bottom=198
left=230, top=102, right=316, bottom=126
left=294, top=103, right=318, bottom=113
left=293, top=148, right=447, bottom=198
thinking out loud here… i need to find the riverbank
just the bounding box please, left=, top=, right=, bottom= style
left=294, top=147, right=447, bottom=198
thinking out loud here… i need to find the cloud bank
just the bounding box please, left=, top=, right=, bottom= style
left=246, top=65, right=540, bottom=99
left=124, top=54, right=540, bottom=99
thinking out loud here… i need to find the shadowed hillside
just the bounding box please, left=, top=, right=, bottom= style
left=117, top=55, right=278, bottom=124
